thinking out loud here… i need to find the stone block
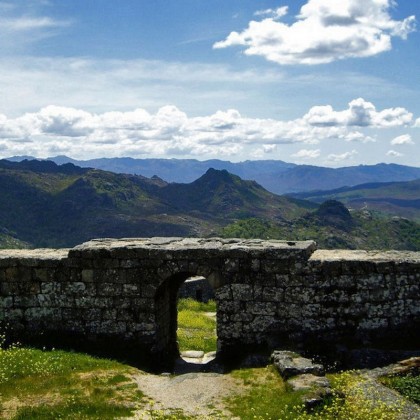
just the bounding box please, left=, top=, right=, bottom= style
left=96, top=269, right=127, bottom=284
left=262, top=287, right=283, bottom=302
left=14, top=295, right=39, bottom=307
left=82, top=269, right=94, bottom=283
left=102, top=308, right=117, bottom=320
left=246, top=301, right=276, bottom=316
left=230, top=284, right=253, bottom=301
left=130, top=298, right=154, bottom=311
left=215, top=285, right=232, bottom=300
left=5, top=267, right=31, bottom=282
left=0, top=282, right=17, bottom=294
left=24, top=307, right=61, bottom=320
left=74, top=297, right=95, bottom=308
left=123, top=283, right=141, bottom=295
left=271, top=351, right=325, bottom=379
left=91, top=297, right=113, bottom=308
left=141, top=284, right=156, bottom=298
left=41, top=282, right=61, bottom=294
left=117, top=308, right=135, bottom=322
left=223, top=258, right=239, bottom=273
left=97, top=282, right=122, bottom=296
left=0, top=296, right=13, bottom=308
left=63, top=282, right=86, bottom=294
left=33, top=269, right=51, bottom=282
left=120, top=259, right=141, bottom=268
left=92, top=258, right=120, bottom=269
left=4, top=308, right=23, bottom=320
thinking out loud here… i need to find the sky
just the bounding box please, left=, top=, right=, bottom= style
left=0, top=0, right=419, bottom=167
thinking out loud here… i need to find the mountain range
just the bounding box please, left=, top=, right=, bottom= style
left=0, top=159, right=419, bottom=251
left=8, top=155, right=420, bottom=195
left=0, top=159, right=307, bottom=248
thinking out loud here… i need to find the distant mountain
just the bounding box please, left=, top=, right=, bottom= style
left=0, top=160, right=308, bottom=248
left=289, top=179, right=420, bottom=222
left=8, top=156, right=420, bottom=195
left=45, top=156, right=296, bottom=184
left=263, top=163, right=420, bottom=194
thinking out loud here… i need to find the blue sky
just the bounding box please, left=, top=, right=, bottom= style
left=0, top=0, right=419, bottom=167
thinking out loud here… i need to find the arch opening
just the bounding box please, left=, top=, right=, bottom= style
left=177, top=276, right=217, bottom=365
left=154, top=272, right=218, bottom=367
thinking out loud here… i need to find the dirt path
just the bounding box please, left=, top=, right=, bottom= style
left=131, top=370, right=238, bottom=419
left=127, top=357, right=420, bottom=419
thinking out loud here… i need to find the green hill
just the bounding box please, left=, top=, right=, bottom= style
left=221, top=200, right=420, bottom=251
left=289, top=179, right=420, bottom=222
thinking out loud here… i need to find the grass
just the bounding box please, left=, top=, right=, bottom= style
left=177, top=298, right=217, bottom=354
left=380, top=373, right=420, bottom=405
left=225, top=366, right=307, bottom=419
left=224, top=368, right=410, bottom=420
left=0, top=334, right=144, bottom=419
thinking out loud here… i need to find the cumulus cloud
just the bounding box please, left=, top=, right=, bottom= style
left=291, top=149, right=321, bottom=159
left=214, top=0, right=416, bottom=65
left=386, top=149, right=403, bottom=157
left=390, top=134, right=414, bottom=145
left=303, top=98, right=412, bottom=128
left=263, top=144, right=277, bottom=153
left=0, top=100, right=414, bottom=160
left=327, top=150, right=358, bottom=162
left=341, top=131, right=375, bottom=143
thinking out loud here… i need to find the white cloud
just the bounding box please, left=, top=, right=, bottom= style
left=327, top=149, right=358, bottom=162
left=214, top=0, right=416, bottom=65
left=341, top=131, right=375, bottom=143
left=0, top=100, right=415, bottom=161
left=292, top=149, right=321, bottom=159
left=263, top=144, right=277, bottom=153
left=303, top=98, right=412, bottom=128
left=254, top=6, right=288, bottom=19
left=386, top=149, right=403, bottom=157
left=390, top=134, right=414, bottom=145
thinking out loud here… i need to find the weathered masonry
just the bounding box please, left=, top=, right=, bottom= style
left=0, top=238, right=419, bottom=366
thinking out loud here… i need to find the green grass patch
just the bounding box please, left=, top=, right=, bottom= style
left=177, top=298, right=217, bottom=354
left=13, top=400, right=133, bottom=420
left=380, top=373, right=420, bottom=405
left=225, top=366, right=307, bottom=419
left=0, top=339, right=143, bottom=419
left=177, top=297, right=216, bottom=312
left=225, top=368, right=408, bottom=420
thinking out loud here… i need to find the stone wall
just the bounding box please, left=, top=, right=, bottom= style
left=177, top=277, right=215, bottom=302
left=0, top=238, right=419, bottom=367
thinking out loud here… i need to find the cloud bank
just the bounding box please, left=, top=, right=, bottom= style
left=214, top=0, right=416, bottom=65
left=0, top=99, right=415, bottom=160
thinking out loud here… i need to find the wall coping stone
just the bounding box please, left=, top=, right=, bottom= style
left=311, top=249, right=420, bottom=263
left=0, top=249, right=69, bottom=260
left=72, top=237, right=316, bottom=250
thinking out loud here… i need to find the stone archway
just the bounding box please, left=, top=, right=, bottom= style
left=153, top=270, right=223, bottom=364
